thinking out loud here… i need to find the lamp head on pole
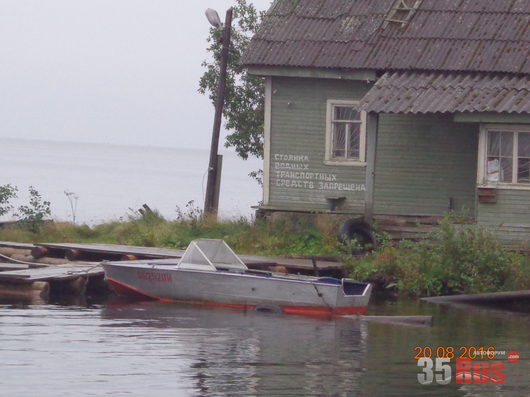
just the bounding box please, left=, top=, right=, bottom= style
left=205, top=8, right=222, bottom=28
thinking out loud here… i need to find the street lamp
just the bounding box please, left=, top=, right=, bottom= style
left=203, top=7, right=233, bottom=217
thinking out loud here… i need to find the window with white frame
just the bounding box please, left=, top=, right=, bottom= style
left=325, top=100, right=366, bottom=165
left=479, top=126, right=530, bottom=185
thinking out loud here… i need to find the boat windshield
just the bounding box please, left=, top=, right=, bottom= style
left=177, top=239, right=248, bottom=271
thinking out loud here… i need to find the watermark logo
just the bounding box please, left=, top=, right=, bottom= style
left=414, top=346, right=519, bottom=385
left=508, top=351, right=520, bottom=363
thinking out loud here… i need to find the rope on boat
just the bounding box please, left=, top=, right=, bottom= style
left=311, top=282, right=333, bottom=312
left=0, top=252, right=43, bottom=266
left=66, top=263, right=102, bottom=275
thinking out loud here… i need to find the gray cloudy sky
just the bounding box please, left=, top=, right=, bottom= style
left=0, top=0, right=272, bottom=150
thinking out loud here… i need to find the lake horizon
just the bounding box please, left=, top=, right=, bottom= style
left=0, top=138, right=263, bottom=225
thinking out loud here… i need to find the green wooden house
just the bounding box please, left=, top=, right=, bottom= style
left=242, top=0, right=530, bottom=244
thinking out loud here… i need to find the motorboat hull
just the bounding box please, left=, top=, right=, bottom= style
left=103, top=262, right=371, bottom=316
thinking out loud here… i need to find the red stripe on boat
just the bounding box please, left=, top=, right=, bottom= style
left=107, top=277, right=161, bottom=300
left=107, top=277, right=367, bottom=316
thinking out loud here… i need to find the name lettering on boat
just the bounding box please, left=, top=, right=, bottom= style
left=137, top=270, right=172, bottom=283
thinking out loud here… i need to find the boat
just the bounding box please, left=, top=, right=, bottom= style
left=102, top=239, right=372, bottom=316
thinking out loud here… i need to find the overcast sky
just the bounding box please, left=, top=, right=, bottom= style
left=0, top=0, right=272, bottom=151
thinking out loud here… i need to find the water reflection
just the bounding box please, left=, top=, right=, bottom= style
left=1, top=296, right=529, bottom=396
left=101, top=301, right=368, bottom=396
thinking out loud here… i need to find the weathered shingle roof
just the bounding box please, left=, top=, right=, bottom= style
left=359, top=71, right=530, bottom=113
left=243, top=0, right=530, bottom=74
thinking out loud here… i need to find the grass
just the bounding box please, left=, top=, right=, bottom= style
left=0, top=209, right=343, bottom=257
left=1, top=209, right=529, bottom=297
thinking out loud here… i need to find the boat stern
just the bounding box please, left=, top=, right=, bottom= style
left=334, top=279, right=372, bottom=315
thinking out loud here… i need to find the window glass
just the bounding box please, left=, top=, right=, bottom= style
left=332, top=123, right=346, bottom=158
left=518, top=132, right=530, bottom=183
left=348, top=123, right=360, bottom=158
left=334, top=106, right=359, bottom=121
left=485, top=128, right=530, bottom=185
left=517, top=158, right=530, bottom=183
left=518, top=132, right=530, bottom=157
left=487, top=130, right=512, bottom=156
left=327, top=102, right=364, bottom=163
left=500, top=132, right=513, bottom=156
left=500, top=157, right=513, bottom=183
left=487, top=130, right=501, bottom=156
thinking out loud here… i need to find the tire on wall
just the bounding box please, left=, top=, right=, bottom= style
left=337, top=218, right=376, bottom=254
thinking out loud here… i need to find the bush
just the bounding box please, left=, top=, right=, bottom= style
left=15, top=186, right=51, bottom=232
left=0, top=184, right=18, bottom=217
left=346, top=216, right=530, bottom=297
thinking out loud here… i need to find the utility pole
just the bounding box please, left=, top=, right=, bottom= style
left=204, top=8, right=233, bottom=217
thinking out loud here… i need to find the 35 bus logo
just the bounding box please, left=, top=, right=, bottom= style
left=417, top=358, right=506, bottom=385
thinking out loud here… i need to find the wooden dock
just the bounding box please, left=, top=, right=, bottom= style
left=30, top=242, right=185, bottom=261
left=0, top=261, right=105, bottom=304
left=0, top=241, right=345, bottom=303
left=29, top=242, right=344, bottom=275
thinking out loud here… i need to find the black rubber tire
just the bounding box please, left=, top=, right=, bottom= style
left=337, top=219, right=376, bottom=253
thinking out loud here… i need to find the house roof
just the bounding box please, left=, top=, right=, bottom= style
left=242, top=0, right=530, bottom=74
left=359, top=71, right=530, bottom=114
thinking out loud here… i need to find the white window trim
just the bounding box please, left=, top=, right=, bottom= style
left=477, top=123, right=530, bottom=190
left=324, top=99, right=367, bottom=166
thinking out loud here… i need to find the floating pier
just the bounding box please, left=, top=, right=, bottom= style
left=344, top=315, right=433, bottom=327
left=421, top=290, right=530, bottom=305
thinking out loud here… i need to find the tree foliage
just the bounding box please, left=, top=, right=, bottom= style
left=198, top=0, right=267, bottom=161
left=0, top=184, right=18, bottom=217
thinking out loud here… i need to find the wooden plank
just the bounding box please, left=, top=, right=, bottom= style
left=345, top=315, right=433, bottom=327
left=374, top=214, right=443, bottom=226
left=422, top=290, right=530, bottom=304
left=0, top=241, right=36, bottom=249
left=248, top=66, right=376, bottom=81
left=0, top=263, right=103, bottom=281
left=0, top=263, right=30, bottom=271
left=0, top=273, right=31, bottom=279
left=35, top=243, right=184, bottom=259
left=381, top=225, right=434, bottom=233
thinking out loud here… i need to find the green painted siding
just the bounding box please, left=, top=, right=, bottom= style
left=373, top=114, right=478, bottom=216
left=269, top=77, right=371, bottom=211
left=266, top=77, right=530, bottom=244
left=477, top=189, right=530, bottom=244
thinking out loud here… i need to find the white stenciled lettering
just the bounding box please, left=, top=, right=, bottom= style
left=272, top=152, right=364, bottom=192
left=274, top=154, right=309, bottom=162
left=318, top=182, right=366, bottom=191
left=274, top=162, right=310, bottom=170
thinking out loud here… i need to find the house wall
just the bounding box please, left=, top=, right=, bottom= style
left=373, top=114, right=479, bottom=216
left=264, top=76, right=530, bottom=245
left=268, top=76, right=371, bottom=212
left=477, top=189, right=530, bottom=245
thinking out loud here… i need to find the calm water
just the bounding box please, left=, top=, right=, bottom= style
left=0, top=297, right=529, bottom=396
left=0, top=138, right=262, bottom=224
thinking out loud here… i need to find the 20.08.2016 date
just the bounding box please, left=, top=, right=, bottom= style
left=413, top=346, right=496, bottom=360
